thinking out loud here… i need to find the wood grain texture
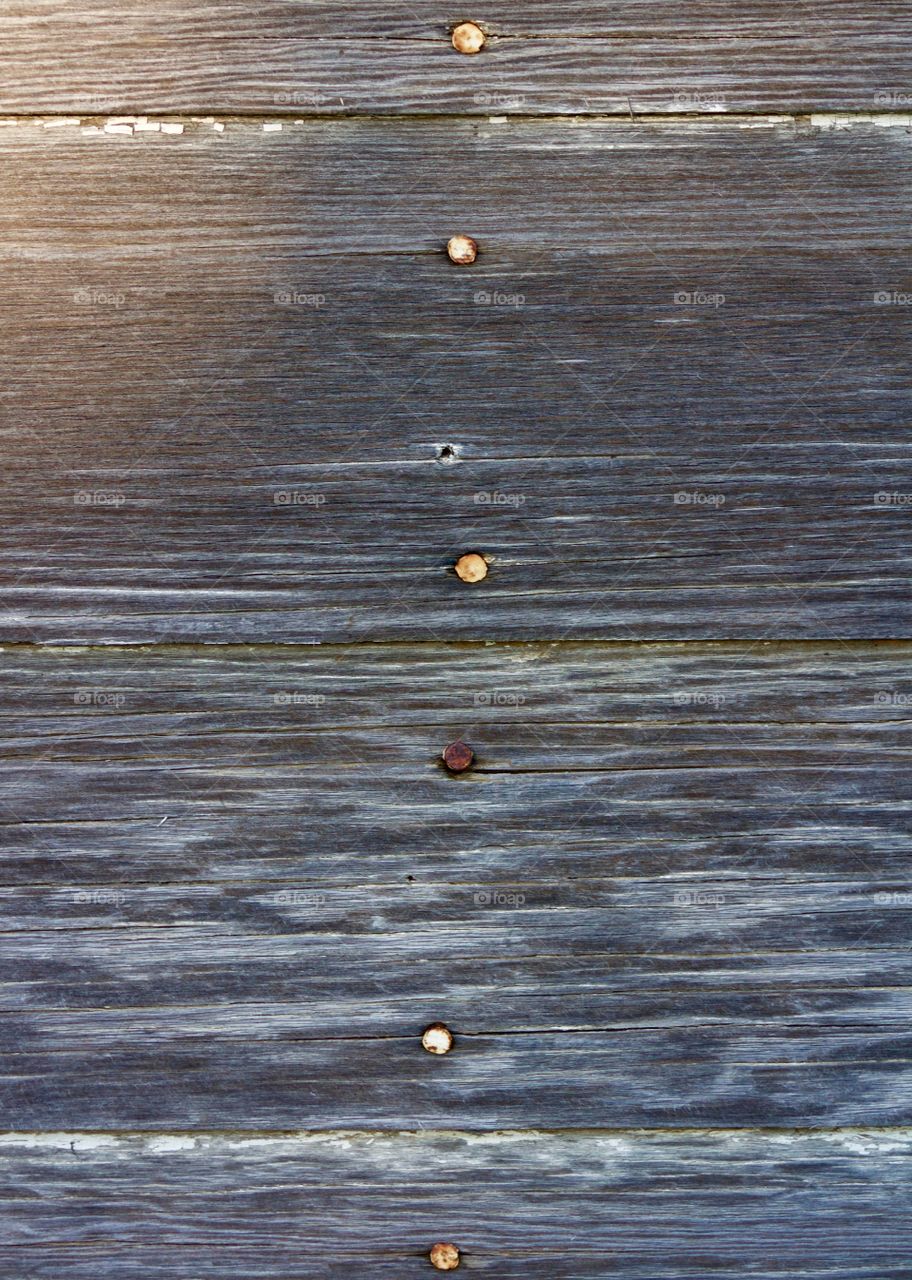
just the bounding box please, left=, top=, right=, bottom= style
left=1, top=1130, right=911, bottom=1278
left=2, top=118, right=912, bottom=641
left=0, top=2, right=909, bottom=113
left=2, top=642, right=910, bottom=1129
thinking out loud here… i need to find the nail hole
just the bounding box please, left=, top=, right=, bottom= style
left=437, top=443, right=459, bottom=463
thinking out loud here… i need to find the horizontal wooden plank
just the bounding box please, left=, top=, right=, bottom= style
left=2, top=119, right=912, bottom=641
left=1, top=2, right=910, bottom=113
left=1, top=641, right=911, bottom=1128
left=1, top=1130, right=910, bottom=1278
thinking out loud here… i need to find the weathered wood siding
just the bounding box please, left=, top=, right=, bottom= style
left=2, top=2, right=911, bottom=1275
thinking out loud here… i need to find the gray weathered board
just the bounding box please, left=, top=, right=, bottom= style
left=3, top=4, right=912, bottom=1276
left=2, top=1130, right=911, bottom=1277
left=0, top=1, right=911, bottom=113
left=2, top=643, right=911, bottom=1130
left=2, top=118, right=912, bottom=641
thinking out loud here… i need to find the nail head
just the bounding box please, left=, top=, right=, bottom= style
left=430, top=1241, right=461, bottom=1270
left=452, top=21, right=486, bottom=54
left=447, top=234, right=478, bottom=265
left=454, top=552, right=488, bottom=582
left=442, top=740, right=474, bottom=772
left=422, top=1022, right=455, bottom=1054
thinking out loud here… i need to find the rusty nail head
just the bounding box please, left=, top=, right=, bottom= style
left=430, top=1241, right=461, bottom=1270
left=454, top=552, right=487, bottom=582
left=422, top=1022, right=455, bottom=1054
left=447, top=234, right=478, bottom=265
left=452, top=21, right=485, bottom=53
left=442, top=741, right=474, bottom=773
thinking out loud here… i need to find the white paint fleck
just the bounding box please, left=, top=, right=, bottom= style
left=147, top=1136, right=197, bottom=1153
left=263, top=122, right=283, bottom=132
left=160, top=122, right=184, bottom=135
left=44, top=118, right=81, bottom=128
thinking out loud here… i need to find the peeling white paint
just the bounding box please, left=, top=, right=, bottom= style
left=811, top=111, right=912, bottom=130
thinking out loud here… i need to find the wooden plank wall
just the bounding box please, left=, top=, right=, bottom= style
left=2, top=4, right=911, bottom=1276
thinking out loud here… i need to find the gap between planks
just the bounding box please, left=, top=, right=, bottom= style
left=11, top=110, right=912, bottom=128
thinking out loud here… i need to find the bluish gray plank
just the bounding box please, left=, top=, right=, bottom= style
left=0, top=1130, right=910, bottom=1278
